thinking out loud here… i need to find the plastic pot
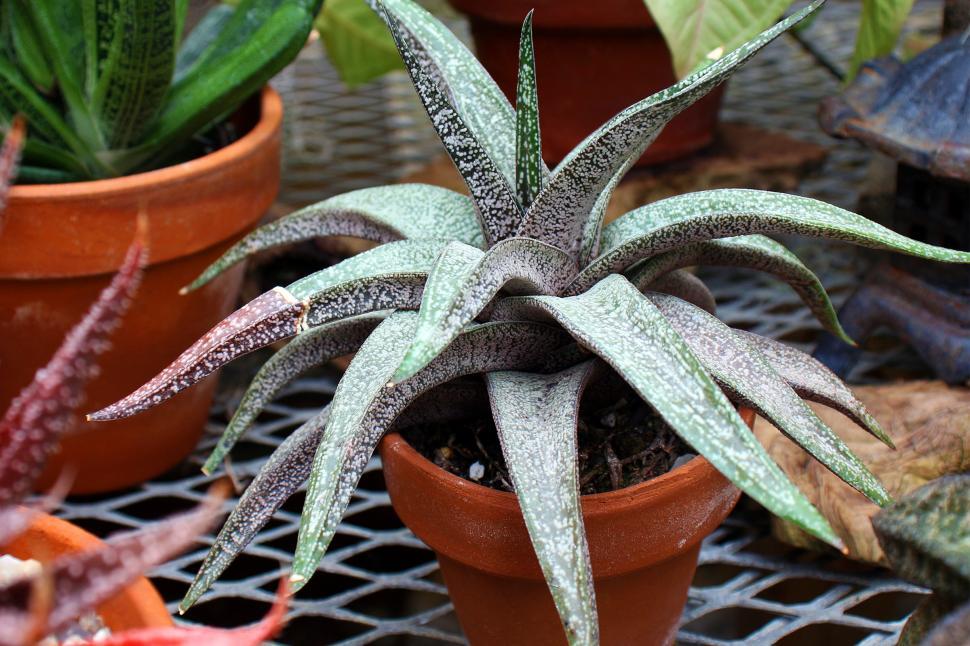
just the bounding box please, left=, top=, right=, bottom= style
left=3, top=512, right=172, bottom=631
left=446, top=0, right=725, bottom=167
left=0, top=87, right=282, bottom=494
left=380, top=409, right=755, bottom=645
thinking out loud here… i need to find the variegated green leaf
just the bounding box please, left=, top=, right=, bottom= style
left=291, top=313, right=571, bottom=584
left=628, top=235, right=852, bottom=344
left=492, top=274, right=839, bottom=546
left=6, top=0, right=54, bottom=94
left=392, top=237, right=576, bottom=382
left=379, top=4, right=523, bottom=246
left=736, top=330, right=891, bottom=446
left=517, top=3, right=822, bottom=258
left=648, top=269, right=716, bottom=315
left=648, top=293, right=890, bottom=506
left=573, top=189, right=970, bottom=293
left=202, top=314, right=385, bottom=475
left=578, top=158, right=636, bottom=267
left=173, top=3, right=233, bottom=83
left=514, top=11, right=542, bottom=209
left=186, top=184, right=483, bottom=292
left=487, top=363, right=598, bottom=645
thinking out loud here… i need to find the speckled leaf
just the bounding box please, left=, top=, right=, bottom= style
left=487, top=363, right=598, bottom=645
left=518, top=3, right=822, bottom=257
left=872, top=474, right=970, bottom=600
left=494, top=275, right=839, bottom=546
left=88, top=286, right=306, bottom=422
left=393, top=238, right=576, bottom=382
left=514, top=11, right=542, bottom=209
left=202, top=314, right=385, bottom=475
left=186, top=184, right=484, bottom=292
left=574, top=189, right=970, bottom=293
left=0, top=223, right=144, bottom=503
left=737, top=331, right=891, bottom=446
left=577, top=159, right=636, bottom=267
left=628, top=235, right=852, bottom=343
left=649, top=293, right=889, bottom=506
left=291, top=313, right=571, bottom=583
left=380, top=5, right=523, bottom=246
left=647, top=269, right=717, bottom=315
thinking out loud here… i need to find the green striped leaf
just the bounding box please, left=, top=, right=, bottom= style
left=494, top=274, right=840, bottom=546
left=514, top=11, right=542, bottom=209
left=487, top=363, right=598, bottom=645
left=6, top=1, right=54, bottom=94
left=173, top=4, right=234, bottom=82
left=186, top=184, right=484, bottom=292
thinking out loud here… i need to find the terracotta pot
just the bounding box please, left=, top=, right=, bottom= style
left=0, top=88, right=282, bottom=494
left=447, top=0, right=725, bottom=167
left=4, top=512, right=172, bottom=631
left=380, top=408, right=755, bottom=645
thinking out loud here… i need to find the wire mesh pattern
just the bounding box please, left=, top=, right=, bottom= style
left=52, top=2, right=948, bottom=644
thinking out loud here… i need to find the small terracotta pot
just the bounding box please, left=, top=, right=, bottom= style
left=447, top=0, right=724, bottom=167
left=0, top=88, right=282, bottom=494
left=380, top=408, right=755, bottom=645
left=4, top=512, right=172, bottom=631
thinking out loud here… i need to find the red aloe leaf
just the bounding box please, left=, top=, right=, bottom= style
left=0, top=114, right=25, bottom=218
left=0, top=217, right=146, bottom=506
left=89, top=287, right=307, bottom=421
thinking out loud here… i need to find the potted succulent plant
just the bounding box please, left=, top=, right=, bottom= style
left=89, top=0, right=970, bottom=642
left=0, top=0, right=322, bottom=493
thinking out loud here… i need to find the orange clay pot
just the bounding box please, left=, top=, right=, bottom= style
left=0, top=87, right=282, bottom=494
left=446, top=0, right=725, bottom=167
left=4, top=512, right=172, bottom=631
left=380, top=409, right=755, bottom=646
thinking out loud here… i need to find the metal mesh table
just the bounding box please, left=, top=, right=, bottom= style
left=55, top=2, right=945, bottom=643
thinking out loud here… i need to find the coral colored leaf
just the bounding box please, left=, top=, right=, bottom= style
left=88, top=287, right=306, bottom=422
left=379, top=3, right=523, bottom=245
left=628, top=235, right=852, bottom=343
left=514, top=11, right=542, bottom=209
left=649, top=293, right=890, bottom=506
left=393, top=238, right=576, bottom=382
left=518, top=3, right=822, bottom=258
left=574, top=189, right=970, bottom=293
left=487, top=363, right=598, bottom=645
left=203, top=314, right=385, bottom=474
left=493, top=275, right=839, bottom=546
left=0, top=222, right=145, bottom=503
left=186, top=184, right=484, bottom=292
left=737, top=331, right=891, bottom=446
left=291, top=313, right=571, bottom=583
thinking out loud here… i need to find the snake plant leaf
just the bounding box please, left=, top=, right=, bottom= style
left=370, top=0, right=534, bottom=189
left=203, top=314, right=384, bottom=474
left=186, top=184, right=484, bottom=292
left=494, top=274, right=839, bottom=546
left=393, top=238, right=576, bottom=382
left=872, top=474, right=970, bottom=600
left=518, top=2, right=822, bottom=258
left=380, top=4, right=523, bottom=246
left=41, top=490, right=224, bottom=636
left=736, top=330, right=891, bottom=446
left=514, top=11, right=542, bottom=209
left=648, top=293, right=890, bottom=506
left=647, top=269, right=717, bottom=315
left=173, top=4, right=234, bottom=83
left=628, top=235, right=853, bottom=344
left=486, top=363, right=599, bottom=646
left=90, top=0, right=177, bottom=149
left=0, top=224, right=145, bottom=504
left=291, top=313, right=571, bottom=584
left=574, top=189, right=970, bottom=294
left=89, top=287, right=306, bottom=422
left=5, top=1, right=53, bottom=94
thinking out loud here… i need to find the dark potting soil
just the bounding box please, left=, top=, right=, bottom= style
left=400, top=395, right=691, bottom=495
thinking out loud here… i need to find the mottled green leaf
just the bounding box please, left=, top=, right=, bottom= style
left=628, top=235, right=852, bottom=344
left=187, top=184, right=483, bottom=292
left=316, top=0, right=403, bottom=88
left=514, top=11, right=542, bottom=209
left=493, top=274, right=839, bottom=546
left=487, top=363, right=598, bottom=645
left=393, top=237, right=576, bottom=382
left=648, top=293, right=890, bottom=505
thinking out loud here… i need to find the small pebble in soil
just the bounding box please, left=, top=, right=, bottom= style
left=469, top=461, right=485, bottom=481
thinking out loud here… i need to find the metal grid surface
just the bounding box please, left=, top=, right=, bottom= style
left=54, top=3, right=947, bottom=644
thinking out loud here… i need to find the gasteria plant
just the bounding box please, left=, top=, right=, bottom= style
left=0, top=0, right=322, bottom=182
left=89, top=0, right=970, bottom=641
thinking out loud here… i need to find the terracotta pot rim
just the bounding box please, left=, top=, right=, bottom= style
left=8, top=87, right=282, bottom=201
